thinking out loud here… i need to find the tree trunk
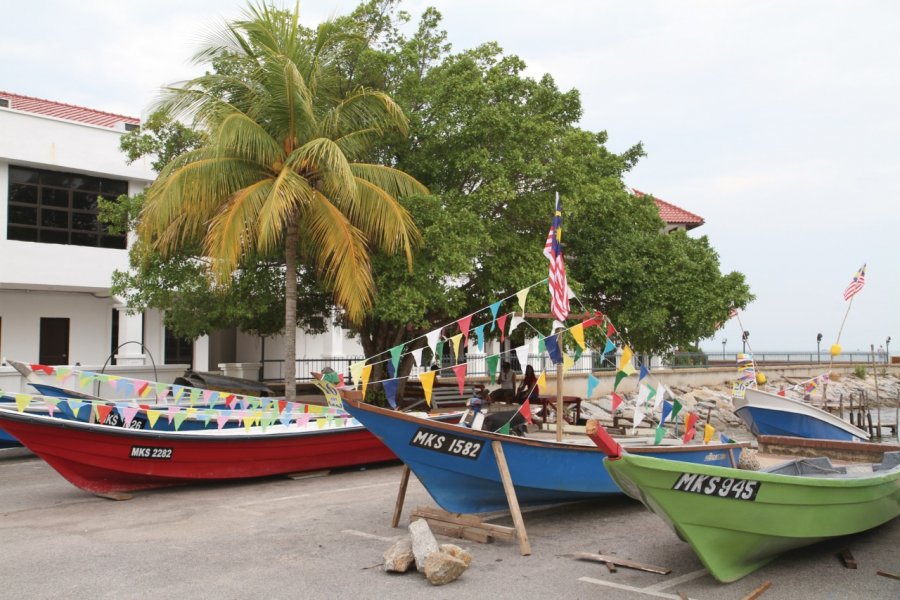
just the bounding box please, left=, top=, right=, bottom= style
left=283, top=215, right=299, bottom=402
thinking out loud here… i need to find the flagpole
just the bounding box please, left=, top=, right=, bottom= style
left=823, top=291, right=855, bottom=405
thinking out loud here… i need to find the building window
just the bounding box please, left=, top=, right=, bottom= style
left=7, top=165, right=128, bottom=249
left=165, top=327, right=193, bottom=366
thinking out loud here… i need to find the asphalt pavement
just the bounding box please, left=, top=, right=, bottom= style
left=1, top=447, right=898, bottom=600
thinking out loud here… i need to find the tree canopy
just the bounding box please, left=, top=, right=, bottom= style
left=109, top=0, right=752, bottom=378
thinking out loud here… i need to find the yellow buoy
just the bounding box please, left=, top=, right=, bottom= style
left=756, top=372, right=767, bottom=385
left=830, top=344, right=841, bottom=357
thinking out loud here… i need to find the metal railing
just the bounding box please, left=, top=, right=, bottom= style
left=260, top=350, right=889, bottom=383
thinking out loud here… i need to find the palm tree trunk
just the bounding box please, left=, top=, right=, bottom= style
left=283, top=216, right=299, bottom=402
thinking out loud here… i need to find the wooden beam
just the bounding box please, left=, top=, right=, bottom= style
left=491, top=441, right=532, bottom=555
left=569, top=552, right=671, bottom=575
left=839, top=548, right=857, bottom=569
left=391, top=465, right=411, bottom=528
left=410, top=507, right=515, bottom=541
left=876, top=570, right=900, bottom=581
left=741, top=581, right=772, bottom=600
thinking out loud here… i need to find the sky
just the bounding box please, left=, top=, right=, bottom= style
left=3, top=0, right=898, bottom=354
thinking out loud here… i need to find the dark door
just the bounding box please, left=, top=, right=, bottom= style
left=39, top=317, right=70, bottom=365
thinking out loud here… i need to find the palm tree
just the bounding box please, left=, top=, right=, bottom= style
left=138, top=3, right=424, bottom=401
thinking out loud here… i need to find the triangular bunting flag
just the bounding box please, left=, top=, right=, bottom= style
left=684, top=427, right=697, bottom=443
left=611, top=392, right=623, bottom=412
left=536, top=371, right=547, bottom=392
left=607, top=323, right=617, bottom=337
left=602, top=338, right=616, bottom=356
left=146, top=409, right=162, bottom=428
left=586, top=373, right=600, bottom=398
left=613, top=371, right=627, bottom=391
left=419, top=370, right=436, bottom=407
left=349, top=361, right=365, bottom=390
left=632, top=405, right=645, bottom=432
left=448, top=363, right=467, bottom=395
left=636, top=383, right=650, bottom=406
left=497, top=422, right=511, bottom=435
left=514, top=344, right=529, bottom=373
left=703, top=423, right=715, bottom=444
left=620, top=346, right=636, bottom=375
left=671, top=399, right=683, bottom=421
left=545, top=334, right=563, bottom=364
left=653, top=384, right=666, bottom=411
left=516, top=288, right=530, bottom=313
left=389, top=344, right=404, bottom=374
left=509, top=314, right=524, bottom=335
left=425, top=328, right=442, bottom=360
left=538, top=337, right=546, bottom=355
left=485, top=355, right=500, bottom=384
left=411, top=347, right=424, bottom=368
left=361, top=365, right=373, bottom=399
left=173, top=411, right=189, bottom=431
left=474, top=324, right=486, bottom=352
left=496, top=314, right=508, bottom=341
left=570, top=323, right=585, bottom=350
left=15, top=394, right=30, bottom=412
left=450, top=333, right=464, bottom=360
left=123, top=406, right=139, bottom=427
left=434, top=340, right=445, bottom=366
left=489, top=301, right=502, bottom=329
left=457, top=314, right=473, bottom=344
left=561, top=353, right=574, bottom=376
left=661, top=400, right=673, bottom=423
left=638, top=364, right=649, bottom=381
left=96, top=404, right=113, bottom=424
left=654, top=426, right=666, bottom=445
left=382, top=378, right=399, bottom=409
left=518, top=398, right=533, bottom=424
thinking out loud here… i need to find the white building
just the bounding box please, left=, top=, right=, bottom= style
left=0, top=91, right=362, bottom=390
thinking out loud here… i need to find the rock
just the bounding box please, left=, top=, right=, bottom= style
left=383, top=536, right=415, bottom=573
left=738, top=448, right=760, bottom=470
left=409, top=519, right=440, bottom=572
left=439, top=543, right=472, bottom=567
left=424, top=550, right=468, bottom=585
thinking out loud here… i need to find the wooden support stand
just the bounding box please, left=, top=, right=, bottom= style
left=389, top=440, right=532, bottom=556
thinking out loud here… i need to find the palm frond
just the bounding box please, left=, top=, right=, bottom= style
left=301, top=192, right=374, bottom=323
left=205, top=178, right=274, bottom=280
left=255, top=168, right=316, bottom=253
left=352, top=177, right=421, bottom=268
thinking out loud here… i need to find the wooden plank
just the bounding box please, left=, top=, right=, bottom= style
left=491, top=441, right=532, bottom=555
left=741, top=581, right=772, bottom=600
left=839, top=548, right=857, bottom=569
left=410, top=507, right=516, bottom=540
left=287, top=469, right=330, bottom=480
left=876, top=570, right=900, bottom=581
left=417, top=520, right=493, bottom=544
left=409, top=508, right=516, bottom=543
left=569, top=552, right=671, bottom=575
left=391, top=465, right=411, bottom=528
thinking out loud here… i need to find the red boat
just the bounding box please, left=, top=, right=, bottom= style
left=0, top=407, right=457, bottom=497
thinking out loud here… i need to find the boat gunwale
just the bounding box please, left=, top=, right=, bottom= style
left=343, top=399, right=749, bottom=455
left=0, top=405, right=374, bottom=443
left=608, top=451, right=900, bottom=488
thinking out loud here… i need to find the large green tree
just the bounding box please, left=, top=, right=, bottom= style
left=332, top=2, right=752, bottom=362
left=138, top=2, right=424, bottom=400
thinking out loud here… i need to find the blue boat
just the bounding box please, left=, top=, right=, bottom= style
left=733, top=387, right=869, bottom=442
left=341, top=398, right=745, bottom=514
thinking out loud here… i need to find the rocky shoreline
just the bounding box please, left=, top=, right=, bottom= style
left=576, top=372, right=900, bottom=442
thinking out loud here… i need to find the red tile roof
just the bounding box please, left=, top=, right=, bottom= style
left=0, top=91, right=139, bottom=129
left=631, top=188, right=705, bottom=230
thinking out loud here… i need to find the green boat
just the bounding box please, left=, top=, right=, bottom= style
left=604, top=451, right=900, bottom=582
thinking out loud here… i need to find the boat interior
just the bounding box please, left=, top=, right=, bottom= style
left=764, top=451, right=900, bottom=477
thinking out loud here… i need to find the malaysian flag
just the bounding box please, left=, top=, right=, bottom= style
left=843, top=263, right=866, bottom=301
left=543, top=193, right=569, bottom=322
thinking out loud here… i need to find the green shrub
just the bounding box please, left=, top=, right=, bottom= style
left=853, top=365, right=867, bottom=379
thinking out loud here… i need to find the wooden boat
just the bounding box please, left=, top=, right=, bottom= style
left=604, top=450, right=900, bottom=582
left=733, top=387, right=869, bottom=441
left=0, top=405, right=459, bottom=497
left=757, top=434, right=900, bottom=463
left=340, top=398, right=746, bottom=514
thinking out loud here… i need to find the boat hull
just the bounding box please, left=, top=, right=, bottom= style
left=734, top=387, right=869, bottom=441
left=605, top=453, right=900, bottom=582
left=341, top=399, right=744, bottom=514
left=0, top=408, right=400, bottom=495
